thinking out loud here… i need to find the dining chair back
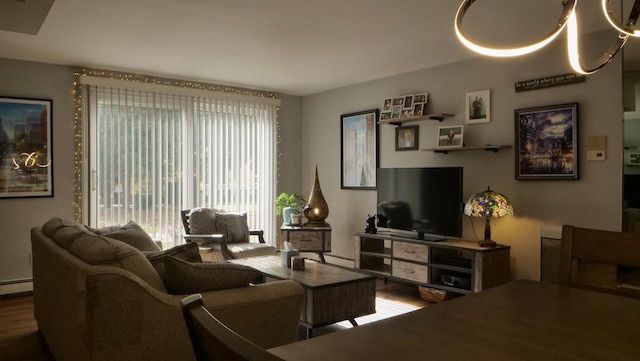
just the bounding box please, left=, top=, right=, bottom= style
left=181, top=294, right=285, bottom=361
left=559, top=225, right=640, bottom=298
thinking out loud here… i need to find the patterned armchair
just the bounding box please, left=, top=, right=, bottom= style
left=181, top=208, right=277, bottom=260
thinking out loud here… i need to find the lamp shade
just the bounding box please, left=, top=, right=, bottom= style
left=464, top=187, right=513, bottom=247
left=464, top=187, right=513, bottom=219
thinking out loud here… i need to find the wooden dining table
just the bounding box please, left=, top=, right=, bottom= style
left=268, top=279, right=640, bottom=360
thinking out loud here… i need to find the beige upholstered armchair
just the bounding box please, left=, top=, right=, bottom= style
left=181, top=208, right=277, bottom=260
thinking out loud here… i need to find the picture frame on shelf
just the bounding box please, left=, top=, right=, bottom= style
left=414, top=93, right=428, bottom=104
left=395, top=126, right=419, bottom=151
left=341, top=109, right=379, bottom=189
left=630, top=153, right=640, bottom=165
left=391, top=106, right=402, bottom=119
left=0, top=97, right=53, bottom=198
left=380, top=92, right=429, bottom=121
left=437, top=125, right=464, bottom=148
left=383, top=98, right=392, bottom=112
left=466, top=89, right=490, bottom=124
left=515, top=103, right=578, bottom=180
left=403, top=95, right=414, bottom=109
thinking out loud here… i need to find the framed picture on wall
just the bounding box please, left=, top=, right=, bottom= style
left=436, top=125, right=464, bottom=148
left=395, top=126, right=419, bottom=151
left=515, top=103, right=578, bottom=180
left=341, top=109, right=379, bottom=189
left=466, top=89, right=490, bottom=124
left=0, top=97, right=53, bottom=198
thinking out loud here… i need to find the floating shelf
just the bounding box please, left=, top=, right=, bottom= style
left=379, top=113, right=454, bottom=126
left=421, top=145, right=512, bottom=154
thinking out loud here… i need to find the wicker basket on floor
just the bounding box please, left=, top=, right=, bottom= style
left=418, top=285, right=452, bottom=303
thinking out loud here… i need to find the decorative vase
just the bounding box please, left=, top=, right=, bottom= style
left=282, top=207, right=296, bottom=226
left=304, top=165, right=329, bottom=227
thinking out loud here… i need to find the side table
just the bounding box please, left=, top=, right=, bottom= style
left=280, top=225, right=331, bottom=263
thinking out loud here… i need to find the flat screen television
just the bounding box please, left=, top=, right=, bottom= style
left=376, top=167, right=463, bottom=240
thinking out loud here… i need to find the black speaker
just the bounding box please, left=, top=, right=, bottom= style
left=440, top=273, right=471, bottom=290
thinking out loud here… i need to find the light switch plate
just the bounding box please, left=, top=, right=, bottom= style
left=587, top=150, right=606, bottom=161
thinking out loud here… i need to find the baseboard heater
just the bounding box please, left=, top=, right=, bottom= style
left=0, top=278, right=33, bottom=296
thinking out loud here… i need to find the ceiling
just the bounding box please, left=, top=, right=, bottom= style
left=0, top=0, right=636, bottom=96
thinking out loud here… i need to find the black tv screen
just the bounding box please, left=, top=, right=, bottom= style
left=376, top=167, right=463, bottom=240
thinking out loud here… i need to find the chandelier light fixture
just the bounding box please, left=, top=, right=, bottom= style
left=454, top=0, right=640, bottom=75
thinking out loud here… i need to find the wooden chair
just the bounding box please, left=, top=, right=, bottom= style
left=181, top=294, right=285, bottom=361
left=181, top=210, right=276, bottom=260
left=559, top=225, right=640, bottom=298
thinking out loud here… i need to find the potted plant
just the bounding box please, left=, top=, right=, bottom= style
left=275, top=192, right=306, bottom=225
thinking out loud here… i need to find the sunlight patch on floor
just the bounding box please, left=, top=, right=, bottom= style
left=335, top=294, right=424, bottom=327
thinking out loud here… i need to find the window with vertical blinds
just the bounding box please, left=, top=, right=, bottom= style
left=84, top=78, right=278, bottom=248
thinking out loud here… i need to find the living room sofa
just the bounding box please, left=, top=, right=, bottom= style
left=31, top=218, right=304, bottom=361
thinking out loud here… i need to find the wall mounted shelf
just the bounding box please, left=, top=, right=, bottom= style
left=421, top=145, right=512, bottom=154
left=379, top=113, right=454, bottom=126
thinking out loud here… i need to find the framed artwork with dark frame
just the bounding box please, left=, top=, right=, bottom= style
left=0, top=97, right=53, bottom=198
left=515, top=103, right=578, bottom=180
left=341, top=109, right=379, bottom=189
left=395, top=125, right=419, bottom=151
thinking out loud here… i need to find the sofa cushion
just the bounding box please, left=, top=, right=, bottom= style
left=69, top=233, right=167, bottom=292
left=214, top=212, right=249, bottom=243
left=163, top=256, right=260, bottom=294
left=188, top=207, right=225, bottom=234
left=42, top=218, right=91, bottom=250
left=100, top=221, right=161, bottom=252
left=146, top=242, right=202, bottom=280
left=85, top=225, right=122, bottom=235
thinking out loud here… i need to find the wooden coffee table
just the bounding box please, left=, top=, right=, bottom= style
left=230, top=255, right=376, bottom=338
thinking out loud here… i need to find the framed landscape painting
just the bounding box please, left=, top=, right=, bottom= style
left=515, top=103, right=578, bottom=180
left=341, top=109, right=378, bottom=189
left=0, top=97, right=53, bottom=198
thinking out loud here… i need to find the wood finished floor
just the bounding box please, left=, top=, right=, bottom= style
left=0, top=279, right=433, bottom=361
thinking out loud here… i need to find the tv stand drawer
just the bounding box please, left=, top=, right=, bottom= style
left=393, top=241, right=428, bottom=263
left=392, top=260, right=428, bottom=284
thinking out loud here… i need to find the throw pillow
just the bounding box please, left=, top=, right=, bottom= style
left=69, top=233, right=167, bottom=292
left=163, top=256, right=261, bottom=294
left=188, top=207, right=225, bottom=234
left=101, top=221, right=160, bottom=252
left=146, top=242, right=202, bottom=280
left=214, top=212, right=249, bottom=244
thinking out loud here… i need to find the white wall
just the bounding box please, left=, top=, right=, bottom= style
left=300, top=31, right=624, bottom=281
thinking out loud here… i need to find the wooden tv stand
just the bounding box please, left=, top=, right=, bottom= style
left=354, top=232, right=510, bottom=294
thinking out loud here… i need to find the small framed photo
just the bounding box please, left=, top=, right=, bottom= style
left=630, top=153, right=640, bottom=165
left=395, top=126, right=419, bottom=151
left=383, top=98, right=392, bottom=111
left=515, top=103, right=578, bottom=180
left=414, top=93, right=428, bottom=104
left=466, top=89, right=490, bottom=124
left=392, top=97, right=404, bottom=107
left=391, top=105, right=402, bottom=119
left=403, top=95, right=414, bottom=109
left=380, top=111, right=392, bottom=120
left=437, top=125, right=464, bottom=148
left=413, top=103, right=424, bottom=117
